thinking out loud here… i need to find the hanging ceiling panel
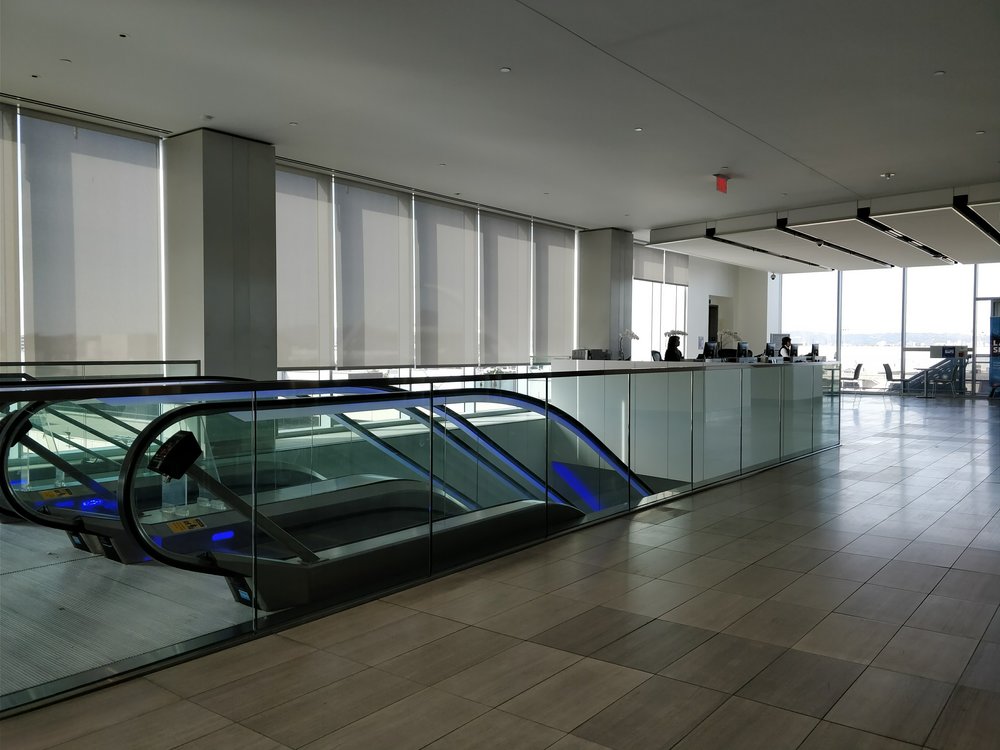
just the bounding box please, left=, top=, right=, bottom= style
left=645, top=235, right=811, bottom=274
left=789, top=217, right=946, bottom=267
left=971, top=200, right=1000, bottom=235
left=715, top=228, right=883, bottom=270
left=874, top=207, right=1000, bottom=265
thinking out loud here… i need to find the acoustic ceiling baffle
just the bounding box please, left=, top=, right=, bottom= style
left=856, top=207, right=956, bottom=264
left=775, top=218, right=892, bottom=268
left=953, top=194, right=1000, bottom=246
left=705, top=228, right=831, bottom=270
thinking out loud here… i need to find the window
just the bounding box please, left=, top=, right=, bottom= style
left=532, top=224, right=576, bottom=361
left=781, top=271, right=838, bottom=355
left=841, top=268, right=903, bottom=384
left=481, top=212, right=531, bottom=364
left=630, top=279, right=688, bottom=360
left=905, top=264, right=974, bottom=377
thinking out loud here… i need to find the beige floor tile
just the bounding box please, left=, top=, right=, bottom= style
left=661, top=531, right=737, bottom=555
left=175, top=724, right=291, bottom=750
left=435, top=641, right=580, bottom=706
left=48, top=700, right=229, bottom=750
left=382, top=571, right=485, bottom=609
left=602, top=578, right=703, bottom=617
left=660, top=556, right=748, bottom=587
left=872, top=626, right=977, bottom=682
left=791, top=528, right=860, bottom=551
left=300, top=687, right=488, bottom=750
left=671, top=696, right=817, bottom=750
left=661, top=633, right=785, bottom=693
left=869, top=560, right=948, bottom=593
left=841, top=534, right=910, bottom=558
left=895, top=540, right=966, bottom=567
left=567, top=540, right=656, bottom=567
left=745, top=521, right=814, bottom=544
left=572, top=675, right=726, bottom=749
left=591, top=619, right=714, bottom=673
left=737, top=649, right=864, bottom=716
left=503, top=559, right=604, bottom=593
left=423, top=709, right=565, bottom=750
left=771, top=573, right=861, bottom=611
left=798, top=721, right=921, bottom=749
left=959, top=641, right=1000, bottom=692
left=826, top=667, right=953, bottom=745
left=147, top=635, right=315, bottom=697
left=377, top=626, right=518, bottom=684
left=794, top=612, right=899, bottom=664
left=712, top=564, right=801, bottom=599
left=499, top=658, right=650, bottom=732
left=282, top=600, right=415, bottom=649
left=926, top=686, right=1000, bottom=750
left=834, top=583, right=925, bottom=624
left=621, top=523, right=690, bottom=547
left=530, top=605, right=651, bottom=656
left=932, top=568, right=1000, bottom=605
left=954, top=547, right=1000, bottom=576
left=415, top=580, right=542, bottom=624
left=0, top=678, right=180, bottom=750
left=551, top=569, right=653, bottom=605
left=757, top=544, right=834, bottom=572
left=547, top=735, right=612, bottom=749
left=724, top=600, right=827, bottom=647
left=810, top=552, right=890, bottom=582
left=476, top=594, right=594, bottom=639
left=661, top=589, right=764, bottom=631
left=191, top=650, right=365, bottom=720
left=242, top=668, right=422, bottom=747
left=611, top=546, right=697, bottom=577
left=326, top=611, right=464, bottom=665
left=905, top=594, right=997, bottom=638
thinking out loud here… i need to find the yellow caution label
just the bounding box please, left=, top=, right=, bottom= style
left=167, top=518, right=206, bottom=533
left=40, top=487, right=74, bottom=499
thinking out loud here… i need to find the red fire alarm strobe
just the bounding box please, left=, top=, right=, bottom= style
left=715, top=174, right=729, bottom=193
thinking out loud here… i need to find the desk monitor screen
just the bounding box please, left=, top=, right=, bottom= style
left=810, top=343, right=819, bottom=358
left=764, top=342, right=775, bottom=357
left=703, top=341, right=719, bottom=359
left=791, top=344, right=799, bottom=357
left=736, top=341, right=749, bottom=358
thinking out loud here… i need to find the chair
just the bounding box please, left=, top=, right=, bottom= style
left=842, top=363, right=863, bottom=406
left=882, top=363, right=900, bottom=405
left=929, top=360, right=960, bottom=397
left=651, top=350, right=662, bottom=361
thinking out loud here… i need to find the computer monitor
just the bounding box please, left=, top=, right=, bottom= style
left=764, top=342, right=775, bottom=357
left=703, top=341, right=719, bottom=359
left=736, top=341, right=749, bottom=358
left=810, top=343, right=819, bottom=358
left=791, top=344, right=799, bottom=357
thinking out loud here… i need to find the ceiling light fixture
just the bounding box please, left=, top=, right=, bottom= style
left=975, top=130, right=986, bottom=135
left=880, top=172, right=895, bottom=180
left=932, top=70, right=946, bottom=76
left=288, top=121, right=299, bottom=126
left=634, top=127, right=643, bottom=132
left=705, top=228, right=828, bottom=270
left=499, top=66, right=511, bottom=73
left=119, top=33, right=128, bottom=38
left=953, top=194, right=1000, bottom=246
left=59, top=58, right=72, bottom=63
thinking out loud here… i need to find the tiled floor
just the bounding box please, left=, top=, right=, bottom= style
left=2, top=397, right=998, bottom=749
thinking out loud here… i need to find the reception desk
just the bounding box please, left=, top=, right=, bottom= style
left=548, top=359, right=841, bottom=503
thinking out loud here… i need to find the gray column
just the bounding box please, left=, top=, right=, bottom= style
left=578, top=228, right=633, bottom=358
left=164, top=129, right=276, bottom=379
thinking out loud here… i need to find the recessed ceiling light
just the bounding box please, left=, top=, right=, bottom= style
left=880, top=172, right=895, bottom=179
left=499, top=66, right=511, bottom=73
left=543, top=192, right=550, bottom=195
left=454, top=192, right=461, bottom=196
left=634, top=127, right=643, bottom=132
left=438, top=162, right=446, bottom=167
left=118, top=33, right=128, bottom=38
left=202, top=114, right=214, bottom=121
left=288, top=121, right=299, bottom=126
left=31, top=74, right=39, bottom=78
left=59, top=58, right=71, bottom=63
left=932, top=70, right=946, bottom=76
left=975, top=130, right=986, bottom=135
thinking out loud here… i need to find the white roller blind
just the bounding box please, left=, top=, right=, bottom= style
left=18, top=114, right=161, bottom=360
left=276, top=168, right=333, bottom=367
left=664, top=250, right=689, bottom=286
left=414, top=198, right=478, bottom=365
left=633, top=244, right=664, bottom=282
left=335, top=179, right=413, bottom=366
left=533, top=224, right=576, bottom=360
left=481, top=212, right=531, bottom=364
left=0, top=106, right=18, bottom=361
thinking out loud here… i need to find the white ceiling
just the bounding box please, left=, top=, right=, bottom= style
left=2, top=0, right=999, bottom=269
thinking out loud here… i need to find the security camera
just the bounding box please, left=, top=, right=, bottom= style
left=816, top=240, right=823, bottom=247
left=770, top=273, right=776, bottom=280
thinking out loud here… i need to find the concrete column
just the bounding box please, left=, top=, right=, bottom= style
left=577, top=228, right=633, bottom=358
left=164, top=129, right=276, bottom=379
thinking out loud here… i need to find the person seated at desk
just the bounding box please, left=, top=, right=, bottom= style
left=664, top=335, right=684, bottom=361
left=778, top=336, right=793, bottom=359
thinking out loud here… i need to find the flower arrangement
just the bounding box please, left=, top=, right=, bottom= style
left=717, top=329, right=742, bottom=348
left=618, top=328, right=638, bottom=360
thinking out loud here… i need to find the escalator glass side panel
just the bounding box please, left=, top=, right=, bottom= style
left=629, top=370, right=694, bottom=507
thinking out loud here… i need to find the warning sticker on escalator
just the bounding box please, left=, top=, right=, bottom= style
left=167, top=518, right=206, bottom=533
left=40, top=488, right=74, bottom=499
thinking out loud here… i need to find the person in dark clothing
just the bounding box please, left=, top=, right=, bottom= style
left=779, top=336, right=793, bottom=358
left=664, top=335, right=684, bottom=361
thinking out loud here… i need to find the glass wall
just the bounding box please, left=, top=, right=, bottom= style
left=630, top=279, right=688, bottom=361
left=780, top=271, right=838, bottom=356
left=904, top=264, right=974, bottom=379
left=841, top=267, right=903, bottom=387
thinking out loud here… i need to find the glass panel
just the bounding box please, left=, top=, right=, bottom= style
left=904, top=264, right=974, bottom=380
left=781, top=271, right=838, bottom=361
left=741, top=366, right=781, bottom=471
left=546, top=373, right=634, bottom=530
left=815, top=364, right=840, bottom=450
left=842, top=268, right=903, bottom=390
left=693, top=367, right=742, bottom=485
left=782, top=365, right=817, bottom=459
left=974, top=299, right=996, bottom=396
left=977, top=263, right=1000, bottom=297
left=630, top=369, right=693, bottom=503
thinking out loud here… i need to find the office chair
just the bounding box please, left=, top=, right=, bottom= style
left=843, top=363, right=863, bottom=388
left=882, top=363, right=901, bottom=404
left=651, top=350, right=662, bottom=361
